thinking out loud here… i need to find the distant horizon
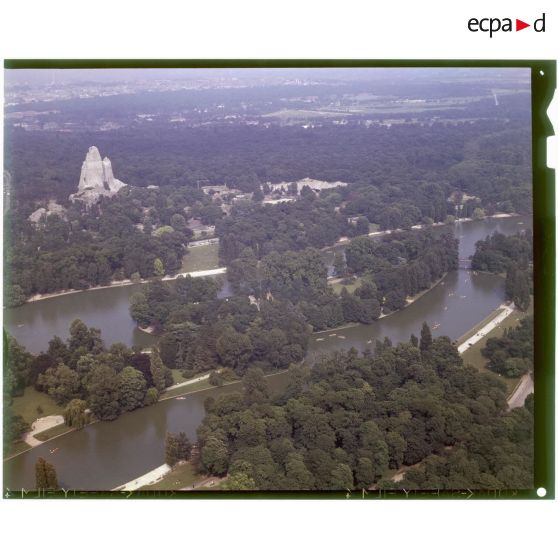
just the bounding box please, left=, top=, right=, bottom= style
left=5, top=66, right=531, bottom=87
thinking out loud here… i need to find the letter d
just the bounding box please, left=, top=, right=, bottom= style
left=534, top=13, right=545, bottom=32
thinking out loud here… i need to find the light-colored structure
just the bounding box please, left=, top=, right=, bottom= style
left=265, top=177, right=348, bottom=195
left=69, top=146, right=126, bottom=207
left=28, top=200, right=66, bottom=225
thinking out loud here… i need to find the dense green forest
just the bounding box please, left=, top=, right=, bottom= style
left=482, top=316, right=534, bottom=378
left=131, top=230, right=457, bottom=359
left=130, top=277, right=310, bottom=374
left=5, top=102, right=531, bottom=301
left=196, top=328, right=533, bottom=490
left=471, top=231, right=532, bottom=310
left=217, top=196, right=350, bottom=263
left=4, top=184, right=207, bottom=303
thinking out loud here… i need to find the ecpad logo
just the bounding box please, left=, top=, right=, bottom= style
left=468, top=13, right=546, bottom=37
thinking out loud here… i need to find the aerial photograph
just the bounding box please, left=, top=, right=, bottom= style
left=3, top=66, right=534, bottom=493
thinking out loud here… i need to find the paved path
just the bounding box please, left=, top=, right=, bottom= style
left=457, top=303, right=514, bottom=354
left=507, top=373, right=534, bottom=409
left=26, top=267, right=227, bottom=303
left=113, top=464, right=171, bottom=491
left=23, top=415, right=64, bottom=447
left=164, top=267, right=226, bottom=281
left=166, top=369, right=221, bottom=392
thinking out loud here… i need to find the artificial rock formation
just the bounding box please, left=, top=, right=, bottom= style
left=69, top=146, right=126, bottom=207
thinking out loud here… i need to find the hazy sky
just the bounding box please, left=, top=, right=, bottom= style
left=5, top=67, right=530, bottom=87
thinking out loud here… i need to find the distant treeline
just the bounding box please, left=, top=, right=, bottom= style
left=6, top=117, right=530, bottom=214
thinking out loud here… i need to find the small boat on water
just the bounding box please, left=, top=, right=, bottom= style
left=338, top=335, right=346, bottom=339
left=50, top=448, right=59, bottom=454
left=316, top=338, right=324, bottom=342
left=329, top=333, right=337, bottom=337
left=367, top=340, right=373, bottom=344
left=432, top=323, right=441, bottom=330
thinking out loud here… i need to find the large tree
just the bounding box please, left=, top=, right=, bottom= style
left=35, top=458, right=59, bottom=490
left=118, top=366, right=147, bottom=411
left=87, top=364, right=121, bottom=421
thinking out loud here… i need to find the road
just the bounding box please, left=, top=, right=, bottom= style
left=507, top=373, right=534, bottom=410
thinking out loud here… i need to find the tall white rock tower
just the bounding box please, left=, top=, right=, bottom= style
left=69, top=146, right=126, bottom=207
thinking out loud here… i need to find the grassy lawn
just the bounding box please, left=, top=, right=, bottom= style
left=34, top=423, right=74, bottom=442
left=181, top=243, right=220, bottom=273
left=140, top=462, right=203, bottom=490
left=460, top=299, right=533, bottom=396
left=330, top=277, right=363, bottom=295
left=10, top=387, right=64, bottom=426
left=5, top=439, right=32, bottom=459
left=171, top=369, right=185, bottom=384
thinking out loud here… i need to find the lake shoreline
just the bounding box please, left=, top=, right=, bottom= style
left=12, top=213, right=518, bottom=308
left=315, top=271, right=449, bottom=337
left=4, top=369, right=292, bottom=464
left=17, top=267, right=227, bottom=306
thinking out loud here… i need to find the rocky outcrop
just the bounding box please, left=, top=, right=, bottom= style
left=69, top=146, right=126, bottom=207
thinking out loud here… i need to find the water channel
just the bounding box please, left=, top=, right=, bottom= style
left=3, top=215, right=529, bottom=490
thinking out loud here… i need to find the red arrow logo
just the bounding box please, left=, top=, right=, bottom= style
left=516, top=19, right=530, bottom=31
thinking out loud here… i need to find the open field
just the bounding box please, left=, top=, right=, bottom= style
left=330, top=277, right=363, bottom=295
left=10, top=387, right=64, bottom=426
left=460, top=299, right=532, bottom=395
left=263, top=109, right=351, bottom=119
left=139, top=462, right=203, bottom=490
left=171, top=369, right=185, bottom=384
left=180, top=243, right=220, bottom=273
